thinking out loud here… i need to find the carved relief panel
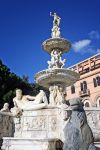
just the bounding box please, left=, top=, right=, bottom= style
left=22, top=116, right=47, bottom=131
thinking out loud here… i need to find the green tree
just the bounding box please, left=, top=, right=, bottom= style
left=0, top=60, right=49, bottom=109
left=0, top=60, right=33, bottom=108
left=22, top=75, right=29, bottom=83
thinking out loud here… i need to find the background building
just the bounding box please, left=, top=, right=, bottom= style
left=66, top=53, right=100, bottom=107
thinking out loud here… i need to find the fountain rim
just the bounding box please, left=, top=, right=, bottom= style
left=35, top=68, right=80, bottom=88
left=42, top=37, right=71, bottom=54
left=35, top=68, right=79, bottom=77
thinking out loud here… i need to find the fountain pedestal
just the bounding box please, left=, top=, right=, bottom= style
left=14, top=108, right=65, bottom=139
left=2, top=108, right=68, bottom=150
left=2, top=138, right=57, bottom=150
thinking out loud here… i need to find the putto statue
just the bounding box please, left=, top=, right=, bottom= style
left=50, top=12, right=61, bottom=38
left=11, top=89, right=48, bottom=115
left=48, top=49, right=66, bottom=69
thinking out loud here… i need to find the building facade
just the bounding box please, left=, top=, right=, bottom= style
left=66, top=53, right=100, bottom=107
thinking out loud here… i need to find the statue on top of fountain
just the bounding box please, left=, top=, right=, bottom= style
left=48, top=49, right=66, bottom=69
left=11, top=89, right=48, bottom=116
left=50, top=12, right=61, bottom=38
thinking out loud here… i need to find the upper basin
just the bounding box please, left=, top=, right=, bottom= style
left=42, top=38, right=71, bottom=54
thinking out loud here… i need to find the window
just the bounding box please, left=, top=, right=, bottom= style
left=96, top=76, right=100, bottom=86
left=97, top=97, right=100, bottom=107
left=93, top=76, right=100, bottom=87
left=71, top=85, right=75, bottom=94
left=98, top=100, right=100, bottom=107
left=93, top=78, right=97, bottom=87
left=84, top=100, right=91, bottom=107
left=80, top=83, right=83, bottom=91
left=80, top=81, right=87, bottom=93
left=84, top=102, right=90, bottom=107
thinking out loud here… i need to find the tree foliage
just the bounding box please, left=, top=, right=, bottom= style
left=0, top=60, right=49, bottom=109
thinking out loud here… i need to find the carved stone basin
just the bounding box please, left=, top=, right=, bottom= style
left=42, top=38, right=71, bottom=54
left=35, top=68, right=79, bottom=88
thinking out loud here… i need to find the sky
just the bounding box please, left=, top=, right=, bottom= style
left=0, top=0, right=100, bottom=83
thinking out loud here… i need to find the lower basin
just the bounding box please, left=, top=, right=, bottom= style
left=35, top=68, right=79, bottom=88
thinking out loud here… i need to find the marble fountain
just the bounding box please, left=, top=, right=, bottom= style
left=1, top=13, right=81, bottom=150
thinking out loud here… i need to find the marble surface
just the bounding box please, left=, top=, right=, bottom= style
left=1, top=107, right=100, bottom=150
left=35, top=68, right=79, bottom=88
left=42, top=38, right=71, bottom=54
left=1, top=138, right=57, bottom=150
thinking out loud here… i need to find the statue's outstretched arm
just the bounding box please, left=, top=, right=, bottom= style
left=26, top=95, right=36, bottom=101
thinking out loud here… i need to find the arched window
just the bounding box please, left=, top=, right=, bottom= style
left=83, top=81, right=87, bottom=92
left=84, top=100, right=91, bottom=107
left=96, top=76, right=100, bottom=86
left=80, top=81, right=87, bottom=93
left=84, top=102, right=90, bottom=107
left=93, top=76, right=100, bottom=87
left=71, top=85, right=75, bottom=94
left=93, top=78, right=97, bottom=87
left=97, top=97, right=100, bottom=107
left=80, top=83, right=83, bottom=91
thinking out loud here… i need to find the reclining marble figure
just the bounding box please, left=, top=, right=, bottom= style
left=12, top=89, right=48, bottom=112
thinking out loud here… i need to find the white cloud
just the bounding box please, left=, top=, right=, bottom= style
left=72, top=39, right=91, bottom=52
left=72, top=31, right=100, bottom=54
left=97, top=49, right=100, bottom=53
left=88, top=31, right=100, bottom=39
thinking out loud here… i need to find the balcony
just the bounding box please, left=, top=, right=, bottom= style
left=79, top=89, right=90, bottom=97
left=68, top=53, right=100, bottom=75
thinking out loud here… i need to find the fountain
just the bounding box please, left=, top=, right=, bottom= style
left=1, top=13, right=80, bottom=150
left=35, top=12, right=79, bottom=106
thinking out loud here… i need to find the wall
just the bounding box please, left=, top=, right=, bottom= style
left=66, top=53, right=100, bottom=107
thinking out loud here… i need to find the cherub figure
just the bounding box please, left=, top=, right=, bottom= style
left=48, top=50, right=66, bottom=69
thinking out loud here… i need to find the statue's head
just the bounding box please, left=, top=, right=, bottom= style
left=53, top=50, right=58, bottom=55
left=69, top=97, right=84, bottom=111
left=39, top=90, right=46, bottom=96
left=3, top=103, right=9, bottom=109
left=49, top=86, right=54, bottom=91
left=59, top=86, right=63, bottom=92
left=16, top=89, right=22, bottom=100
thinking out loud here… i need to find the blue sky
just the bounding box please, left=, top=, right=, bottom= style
left=0, top=0, right=100, bottom=82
